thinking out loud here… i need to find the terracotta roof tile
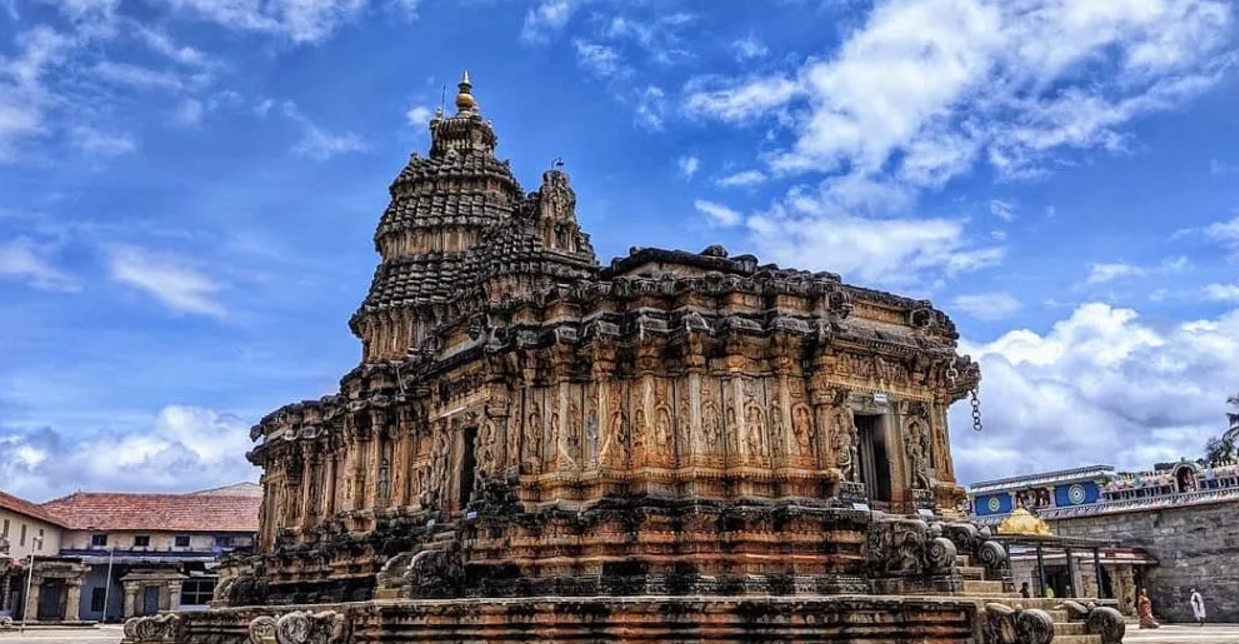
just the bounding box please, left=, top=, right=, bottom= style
left=0, top=489, right=68, bottom=528
left=41, top=492, right=260, bottom=533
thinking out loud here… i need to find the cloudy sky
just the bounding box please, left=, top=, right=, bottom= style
left=2, top=0, right=1238, bottom=501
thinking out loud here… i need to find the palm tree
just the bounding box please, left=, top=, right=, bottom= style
left=1229, top=392, right=1239, bottom=433
left=1203, top=392, right=1239, bottom=465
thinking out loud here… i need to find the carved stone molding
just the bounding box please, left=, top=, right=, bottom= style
left=983, top=604, right=1054, bottom=644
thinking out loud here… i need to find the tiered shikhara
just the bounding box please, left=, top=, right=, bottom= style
left=129, top=74, right=1107, bottom=644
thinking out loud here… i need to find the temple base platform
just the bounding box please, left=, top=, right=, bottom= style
left=119, top=593, right=1128, bottom=644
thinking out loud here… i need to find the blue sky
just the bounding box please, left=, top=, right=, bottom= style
left=2, top=0, right=1239, bottom=501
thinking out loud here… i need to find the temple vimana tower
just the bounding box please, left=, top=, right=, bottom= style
left=122, top=74, right=1128, bottom=644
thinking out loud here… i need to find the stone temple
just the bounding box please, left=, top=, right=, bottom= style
left=121, top=73, right=1128, bottom=644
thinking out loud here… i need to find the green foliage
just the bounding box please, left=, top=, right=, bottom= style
left=1202, top=392, right=1239, bottom=465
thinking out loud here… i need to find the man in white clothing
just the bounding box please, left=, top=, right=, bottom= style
left=1190, top=588, right=1206, bottom=626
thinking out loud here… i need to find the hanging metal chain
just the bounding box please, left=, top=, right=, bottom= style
left=947, top=365, right=984, bottom=432
left=970, top=388, right=984, bottom=432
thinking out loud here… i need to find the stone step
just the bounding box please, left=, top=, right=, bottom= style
left=1052, top=636, right=1103, bottom=644
left=962, top=579, right=1007, bottom=595
left=957, top=565, right=987, bottom=580
left=955, top=554, right=971, bottom=567
left=1054, top=621, right=1089, bottom=636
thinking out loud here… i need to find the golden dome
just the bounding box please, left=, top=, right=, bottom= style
left=997, top=507, right=1052, bottom=536
left=454, top=69, right=476, bottom=112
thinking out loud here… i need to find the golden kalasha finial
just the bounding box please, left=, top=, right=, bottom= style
left=455, top=69, right=476, bottom=112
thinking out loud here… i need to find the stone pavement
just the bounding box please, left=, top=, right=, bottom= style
left=0, top=625, right=121, bottom=643
left=0, top=623, right=1236, bottom=643
left=1122, top=624, right=1239, bottom=643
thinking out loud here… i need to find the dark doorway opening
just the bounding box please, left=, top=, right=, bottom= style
left=141, top=585, right=160, bottom=616
left=37, top=580, right=64, bottom=621
left=856, top=414, right=892, bottom=504
left=458, top=425, right=479, bottom=511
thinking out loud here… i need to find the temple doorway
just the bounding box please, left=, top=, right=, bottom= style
left=458, top=425, right=478, bottom=512
left=856, top=414, right=892, bottom=504
left=141, top=586, right=160, bottom=616
left=37, top=580, right=64, bottom=621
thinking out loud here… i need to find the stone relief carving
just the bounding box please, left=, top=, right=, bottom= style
left=1056, top=601, right=1126, bottom=644
left=791, top=404, right=813, bottom=457
left=525, top=404, right=542, bottom=469
left=983, top=604, right=1055, bottom=644
left=831, top=408, right=859, bottom=481
left=906, top=421, right=930, bottom=490
left=123, top=614, right=183, bottom=642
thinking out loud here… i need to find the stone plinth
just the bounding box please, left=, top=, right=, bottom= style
left=130, top=595, right=982, bottom=644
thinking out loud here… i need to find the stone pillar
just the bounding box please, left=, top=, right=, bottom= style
left=64, top=581, right=82, bottom=622
left=0, top=569, right=10, bottom=612
left=167, top=581, right=182, bottom=611
left=24, top=577, right=41, bottom=621
left=122, top=583, right=138, bottom=618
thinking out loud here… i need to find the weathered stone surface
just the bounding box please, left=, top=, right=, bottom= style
left=1050, top=500, right=1239, bottom=623
left=170, top=72, right=1093, bottom=644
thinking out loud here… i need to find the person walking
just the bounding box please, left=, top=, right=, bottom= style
left=1019, top=582, right=1030, bottom=599
left=1137, top=588, right=1160, bottom=629
left=1190, top=588, right=1206, bottom=626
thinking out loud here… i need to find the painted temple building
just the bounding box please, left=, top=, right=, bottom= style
left=969, top=460, right=1239, bottom=622
left=119, top=73, right=1132, bottom=644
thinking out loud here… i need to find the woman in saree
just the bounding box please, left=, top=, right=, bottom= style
left=1137, top=588, right=1160, bottom=629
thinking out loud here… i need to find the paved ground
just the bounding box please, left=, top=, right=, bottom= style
left=0, top=626, right=122, bottom=643
left=1124, top=624, right=1239, bottom=643
left=1, top=623, right=1237, bottom=643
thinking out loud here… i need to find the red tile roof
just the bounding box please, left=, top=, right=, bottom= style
left=41, top=492, right=260, bottom=533
left=0, top=489, right=68, bottom=528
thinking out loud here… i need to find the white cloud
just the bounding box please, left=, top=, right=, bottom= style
left=951, top=292, right=1022, bottom=320
left=1203, top=213, right=1239, bottom=256
left=1084, top=256, right=1191, bottom=284
left=164, top=0, right=373, bottom=44
left=683, top=75, right=802, bottom=124
left=633, top=85, right=667, bottom=130
left=520, top=0, right=577, bottom=44
left=602, top=13, right=695, bottom=65
left=677, top=155, right=699, bottom=178
left=0, top=237, right=78, bottom=292
left=717, top=169, right=766, bottom=188
left=405, top=104, right=432, bottom=127
left=747, top=205, right=1003, bottom=286
left=106, top=245, right=227, bottom=318
left=92, top=61, right=187, bottom=91
left=733, top=35, right=768, bottom=60
left=1086, top=262, right=1145, bottom=284
left=281, top=101, right=366, bottom=160
left=174, top=99, right=204, bottom=125
left=1204, top=282, right=1239, bottom=302
left=950, top=303, right=1239, bottom=484
left=694, top=199, right=743, bottom=227
left=0, top=404, right=257, bottom=501
left=988, top=199, right=1015, bottom=222
left=70, top=125, right=136, bottom=155
left=684, top=0, right=1236, bottom=206
left=573, top=39, right=627, bottom=78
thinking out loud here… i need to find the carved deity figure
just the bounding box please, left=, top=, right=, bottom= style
left=526, top=406, right=542, bottom=465
left=653, top=406, right=673, bottom=464
left=479, top=422, right=497, bottom=473
left=744, top=404, right=766, bottom=457
left=702, top=402, right=721, bottom=452
left=584, top=409, right=598, bottom=466
left=792, top=404, right=813, bottom=457
left=377, top=458, right=391, bottom=507
left=906, top=422, right=931, bottom=489
left=547, top=409, right=564, bottom=468
left=632, top=408, right=648, bottom=464
left=832, top=409, right=859, bottom=482
left=725, top=402, right=739, bottom=455
left=769, top=409, right=786, bottom=459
